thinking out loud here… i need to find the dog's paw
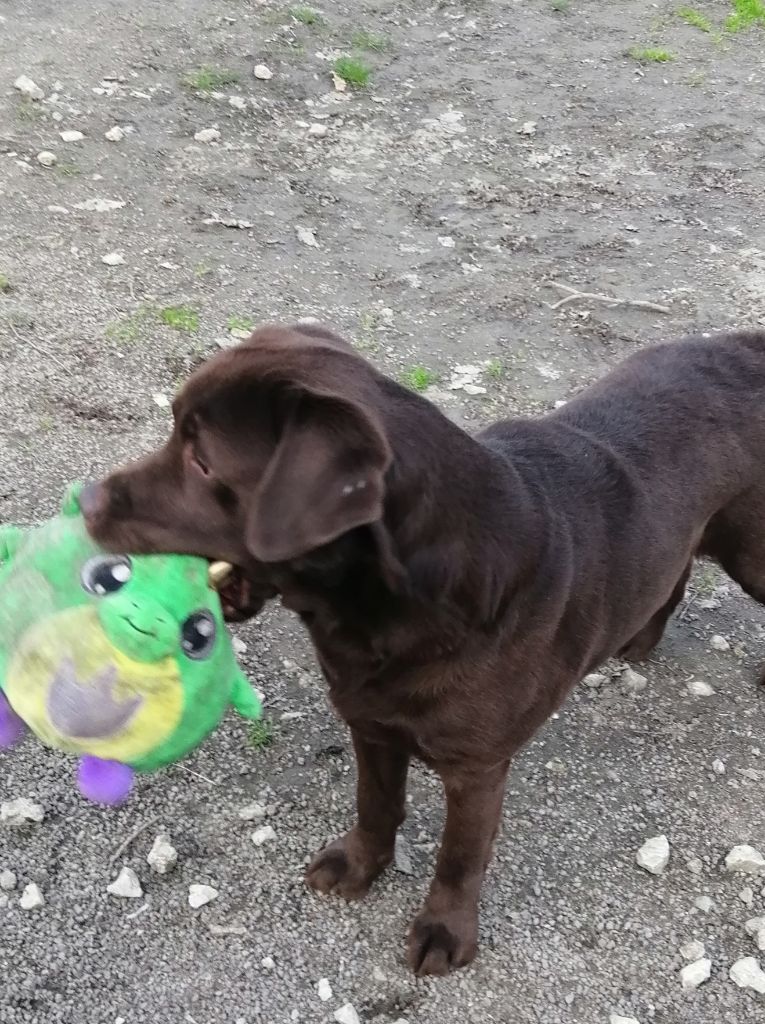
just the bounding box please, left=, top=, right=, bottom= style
left=305, top=828, right=392, bottom=901
left=407, top=907, right=478, bottom=977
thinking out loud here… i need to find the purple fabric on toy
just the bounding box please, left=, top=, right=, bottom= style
left=77, top=755, right=134, bottom=805
left=0, top=690, right=27, bottom=747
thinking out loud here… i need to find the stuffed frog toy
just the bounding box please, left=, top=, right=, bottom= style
left=0, top=486, right=261, bottom=804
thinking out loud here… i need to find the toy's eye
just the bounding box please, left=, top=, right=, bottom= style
left=81, top=555, right=132, bottom=596
left=180, top=610, right=216, bottom=660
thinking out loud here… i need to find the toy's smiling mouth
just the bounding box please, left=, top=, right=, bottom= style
left=125, top=617, right=156, bottom=638
left=47, top=658, right=143, bottom=739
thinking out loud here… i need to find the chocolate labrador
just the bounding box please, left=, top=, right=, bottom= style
left=82, top=323, right=765, bottom=975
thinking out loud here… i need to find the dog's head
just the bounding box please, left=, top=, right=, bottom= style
left=82, top=324, right=394, bottom=572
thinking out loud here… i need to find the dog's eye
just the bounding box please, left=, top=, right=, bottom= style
left=180, top=610, right=216, bottom=660
left=81, top=555, right=133, bottom=596
left=193, top=451, right=211, bottom=476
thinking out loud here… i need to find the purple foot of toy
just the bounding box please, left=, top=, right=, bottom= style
left=0, top=690, right=27, bottom=748
left=77, top=756, right=134, bottom=805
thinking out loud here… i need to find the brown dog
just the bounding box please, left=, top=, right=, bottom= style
left=82, top=323, right=765, bottom=975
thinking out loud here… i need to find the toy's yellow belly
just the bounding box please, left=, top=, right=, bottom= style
left=6, top=606, right=183, bottom=763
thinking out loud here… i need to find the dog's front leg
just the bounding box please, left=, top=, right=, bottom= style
left=408, top=761, right=508, bottom=976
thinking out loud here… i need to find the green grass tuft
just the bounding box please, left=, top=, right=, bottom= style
left=726, top=0, right=765, bottom=30
left=551, top=0, right=570, bottom=10
left=677, top=6, right=713, bottom=31
left=159, top=306, right=199, bottom=333
left=248, top=717, right=275, bottom=750
left=401, top=366, right=436, bottom=392
left=350, top=29, right=388, bottom=51
left=289, top=6, right=324, bottom=26
left=226, top=314, right=254, bottom=333
left=628, top=46, right=676, bottom=62
left=0, top=273, right=11, bottom=293
left=333, top=56, right=371, bottom=86
left=183, top=66, right=241, bottom=92
left=486, top=359, right=504, bottom=380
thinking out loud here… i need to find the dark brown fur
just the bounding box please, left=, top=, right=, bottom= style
left=83, top=323, right=765, bottom=975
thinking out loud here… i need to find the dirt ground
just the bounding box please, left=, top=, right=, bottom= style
left=2, top=1, right=765, bottom=1022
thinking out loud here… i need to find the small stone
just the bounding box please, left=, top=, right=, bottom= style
left=308, top=123, right=328, bottom=136
left=636, top=835, right=670, bottom=875
left=694, top=895, right=714, bottom=913
left=438, top=235, right=456, bottom=248
left=296, top=226, right=319, bottom=248
left=687, top=679, right=714, bottom=697
left=251, top=825, right=276, bottom=847
left=151, top=393, right=170, bottom=409
left=317, top=978, right=332, bottom=1002
left=194, top=128, right=220, bottom=143
left=0, top=894, right=8, bottom=909
left=59, top=130, right=84, bottom=142
left=238, top=801, right=266, bottom=822
left=730, top=956, right=765, bottom=994
left=229, top=96, right=247, bottom=110
left=261, top=956, right=275, bottom=970
left=712, top=758, right=726, bottom=775
left=0, top=869, right=17, bottom=891
left=232, top=636, right=248, bottom=655
left=19, top=883, right=44, bottom=911
left=101, top=252, right=125, bottom=266
left=710, top=634, right=730, bottom=651
left=36, top=151, right=57, bottom=167
left=189, top=884, right=218, bottom=909
left=14, top=75, right=44, bottom=100
left=740, top=886, right=755, bottom=907
left=621, top=668, right=647, bottom=694
left=107, top=867, right=143, bottom=899
left=334, top=1006, right=360, bottom=1024
left=680, top=957, right=711, bottom=990
left=680, top=940, right=706, bottom=961
left=583, top=672, right=606, bottom=689
left=147, top=834, right=178, bottom=874
left=1, top=798, right=45, bottom=823
left=74, top=198, right=126, bottom=212
left=725, top=844, right=765, bottom=875
left=394, top=835, right=414, bottom=875
left=687, top=857, right=704, bottom=875
left=517, top=120, right=537, bottom=135
left=745, top=916, right=765, bottom=937
left=105, top=125, right=126, bottom=142
left=253, top=64, right=273, bottom=81
left=610, top=1015, right=640, bottom=1024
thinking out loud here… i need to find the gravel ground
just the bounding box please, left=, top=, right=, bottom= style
left=2, top=1, right=765, bottom=1022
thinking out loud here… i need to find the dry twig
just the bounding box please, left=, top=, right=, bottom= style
left=546, top=282, right=671, bottom=314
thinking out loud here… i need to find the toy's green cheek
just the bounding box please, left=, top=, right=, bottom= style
left=98, top=594, right=180, bottom=663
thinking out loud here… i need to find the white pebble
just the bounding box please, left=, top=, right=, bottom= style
left=621, top=668, right=647, bottom=694
left=725, top=844, right=765, bottom=874
left=317, top=978, right=332, bottom=1002
left=680, top=939, right=705, bottom=961
left=583, top=672, right=606, bottom=689
left=253, top=64, right=273, bottom=80
left=0, top=894, right=8, bottom=909
left=745, top=916, right=765, bottom=937
left=739, top=886, right=755, bottom=907
left=101, top=252, right=125, bottom=266
left=36, top=151, right=57, bottom=167
left=261, top=955, right=275, bottom=970
left=694, top=895, right=714, bottom=913
left=712, top=758, right=726, bottom=775
left=1, top=798, right=45, bottom=823
left=308, top=123, right=328, bottom=137
left=14, top=75, right=44, bottom=100
left=238, top=801, right=266, bottom=822
left=730, top=956, right=765, bottom=994
left=636, top=835, right=670, bottom=875
left=686, top=679, right=714, bottom=697
left=710, top=634, right=730, bottom=652
left=686, top=857, right=703, bottom=875
left=334, top=1005, right=360, bottom=1024
left=189, top=884, right=218, bottom=909
left=19, top=883, right=44, bottom=911
left=251, top=825, right=276, bottom=847
left=151, top=393, right=170, bottom=409
left=105, top=125, right=126, bottom=142
left=231, top=636, right=248, bottom=655
left=107, top=867, right=143, bottom=899
left=610, top=1015, right=640, bottom=1024
left=59, top=130, right=84, bottom=142
left=194, top=128, right=220, bottom=143
left=296, top=225, right=319, bottom=248
left=147, top=834, right=178, bottom=874
left=0, top=869, right=17, bottom=891
left=74, top=198, right=125, bottom=212
left=229, top=96, right=247, bottom=110
left=680, top=957, right=711, bottom=990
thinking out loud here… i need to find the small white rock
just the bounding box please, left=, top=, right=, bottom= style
left=725, top=844, right=765, bottom=874
left=712, top=758, right=726, bottom=775
left=74, top=198, right=126, bottom=212
left=710, top=634, right=730, bottom=652
left=680, top=939, right=706, bottom=961
left=583, top=672, right=606, bottom=689
left=101, top=252, right=125, bottom=266
left=680, top=957, right=711, bottom=990
left=261, top=955, right=275, bottom=970
left=610, top=1015, right=640, bottom=1024
left=194, top=127, right=220, bottom=143
left=59, top=130, right=84, bottom=142
left=19, top=883, right=44, bottom=911
left=107, top=867, right=143, bottom=899
left=686, top=857, right=703, bottom=875
left=636, top=835, right=670, bottom=875
left=745, top=916, right=765, bottom=937
left=0, top=894, right=8, bottom=909
left=229, top=96, right=247, bottom=110
left=694, top=895, right=714, bottom=913
left=0, top=869, right=17, bottom=891
left=251, top=825, right=276, bottom=847
left=730, top=956, right=765, bottom=994
left=317, top=978, right=332, bottom=1002
left=1, top=798, right=45, bottom=823
left=36, top=151, right=57, bottom=167
left=231, top=636, right=248, bottom=655
left=147, top=834, right=178, bottom=875
left=518, top=120, right=537, bottom=135
left=105, top=125, right=126, bottom=142
left=14, top=75, right=44, bottom=100
left=253, top=64, right=273, bottom=80
left=438, top=235, right=456, bottom=248
left=189, top=884, right=218, bottom=909
left=296, top=226, right=319, bottom=248
left=334, top=1005, right=360, bottom=1024
left=308, top=123, right=328, bottom=137
left=151, top=392, right=170, bottom=409
left=739, top=886, right=755, bottom=907
left=621, top=668, right=647, bottom=693
left=238, top=801, right=266, bottom=822
left=687, top=679, right=715, bottom=697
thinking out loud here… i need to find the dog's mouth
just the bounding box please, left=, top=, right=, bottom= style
left=211, top=562, right=277, bottom=623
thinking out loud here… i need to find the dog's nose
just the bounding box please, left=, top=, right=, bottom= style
left=79, top=482, right=105, bottom=521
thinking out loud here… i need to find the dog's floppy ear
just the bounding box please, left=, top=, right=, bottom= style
left=246, top=389, right=392, bottom=562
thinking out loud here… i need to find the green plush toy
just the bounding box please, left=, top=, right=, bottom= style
left=0, top=486, right=261, bottom=804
